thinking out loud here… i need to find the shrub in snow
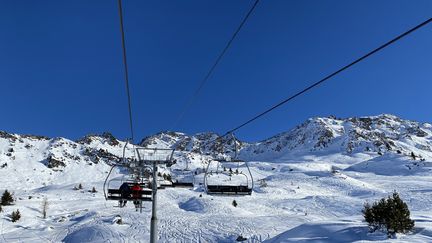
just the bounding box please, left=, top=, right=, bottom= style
left=114, top=215, right=123, bottom=225
left=362, top=192, right=414, bottom=236
left=236, top=235, right=247, bottom=241
left=41, top=197, right=49, bottom=219
left=258, top=179, right=267, bottom=187
left=331, top=166, right=339, bottom=174
left=1, top=190, right=14, bottom=206
left=11, top=209, right=21, bottom=222
left=74, top=183, right=83, bottom=190
left=232, top=200, right=238, bottom=207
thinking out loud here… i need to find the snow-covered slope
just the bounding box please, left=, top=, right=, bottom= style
left=140, top=114, right=432, bottom=165
left=241, top=114, right=432, bottom=161
left=0, top=114, right=431, bottom=242
left=0, top=132, right=136, bottom=190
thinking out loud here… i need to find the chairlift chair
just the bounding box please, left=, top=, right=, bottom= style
left=204, top=133, right=253, bottom=195
left=103, top=141, right=154, bottom=212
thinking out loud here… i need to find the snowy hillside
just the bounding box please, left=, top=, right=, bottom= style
left=141, top=114, right=432, bottom=164
left=241, top=114, right=432, bottom=161
left=0, top=114, right=431, bottom=242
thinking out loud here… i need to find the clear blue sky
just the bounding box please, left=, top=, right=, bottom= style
left=1, top=0, right=431, bottom=142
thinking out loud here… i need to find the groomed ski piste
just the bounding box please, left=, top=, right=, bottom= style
left=1, top=115, right=432, bottom=242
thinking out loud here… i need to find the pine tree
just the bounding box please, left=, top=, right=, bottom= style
left=78, top=183, right=83, bottom=190
left=0, top=204, right=2, bottom=213
left=362, top=192, right=414, bottom=235
left=386, top=192, right=415, bottom=234
left=91, top=187, right=97, bottom=193
left=1, top=190, right=14, bottom=206
left=11, top=209, right=21, bottom=222
left=410, top=152, right=416, bottom=160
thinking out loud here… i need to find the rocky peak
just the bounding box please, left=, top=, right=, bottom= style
left=241, top=114, right=432, bottom=160
left=76, top=132, right=120, bottom=146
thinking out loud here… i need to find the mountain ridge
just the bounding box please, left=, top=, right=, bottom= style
left=1, top=114, right=431, bottom=172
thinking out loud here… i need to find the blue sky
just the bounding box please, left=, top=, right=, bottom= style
left=1, top=0, right=431, bottom=142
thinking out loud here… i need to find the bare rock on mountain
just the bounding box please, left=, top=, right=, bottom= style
left=47, top=155, right=66, bottom=169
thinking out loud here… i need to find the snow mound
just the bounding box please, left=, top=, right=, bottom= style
left=265, top=221, right=384, bottom=243
left=63, top=225, right=116, bottom=243
left=178, top=197, right=205, bottom=213
left=345, top=154, right=430, bottom=176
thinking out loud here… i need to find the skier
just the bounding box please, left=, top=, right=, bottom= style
left=131, top=183, right=142, bottom=211
left=119, top=182, right=131, bottom=207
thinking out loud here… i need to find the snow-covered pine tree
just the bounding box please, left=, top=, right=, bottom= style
left=1, top=190, right=14, bottom=206
left=11, top=209, right=21, bottom=222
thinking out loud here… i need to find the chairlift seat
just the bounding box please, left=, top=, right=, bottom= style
left=107, top=188, right=153, bottom=201
left=206, top=185, right=252, bottom=195
left=172, top=182, right=194, bottom=188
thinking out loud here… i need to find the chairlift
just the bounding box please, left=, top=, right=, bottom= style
left=103, top=141, right=154, bottom=212
left=204, top=133, right=253, bottom=195
left=168, top=145, right=196, bottom=188
left=170, top=168, right=195, bottom=188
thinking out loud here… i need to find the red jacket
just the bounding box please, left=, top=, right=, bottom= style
left=131, top=184, right=141, bottom=198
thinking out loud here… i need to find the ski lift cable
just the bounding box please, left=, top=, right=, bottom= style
left=171, top=0, right=261, bottom=130
left=194, top=17, right=432, bottom=150
left=117, top=0, right=135, bottom=142
left=223, top=17, right=432, bottom=136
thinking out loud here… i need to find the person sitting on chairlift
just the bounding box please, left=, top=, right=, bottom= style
left=131, top=183, right=141, bottom=208
left=119, top=182, right=131, bottom=207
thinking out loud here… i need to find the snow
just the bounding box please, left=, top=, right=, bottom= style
left=0, top=115, right=432, bottom=242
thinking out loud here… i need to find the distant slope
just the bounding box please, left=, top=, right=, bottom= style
left=1, top=114, right=431, bottom=190
left=241, top=114, right=432, bottom=161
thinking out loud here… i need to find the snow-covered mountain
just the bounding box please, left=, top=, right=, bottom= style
left=0, top=132, right=137, bottom=190
left=140, top=131, right=245, bottom=155
left=1, top=113, right=431, bottom=192
left=1, top=114, right=431, bottom=242
left=2, top=114, right=430, bottom=180
left=242, top=114, right=432, bottom=160
left=139, top=114, right=432, bottom=162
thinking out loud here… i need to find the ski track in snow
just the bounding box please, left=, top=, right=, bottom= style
left=0, top=159, right=431, bottom=242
